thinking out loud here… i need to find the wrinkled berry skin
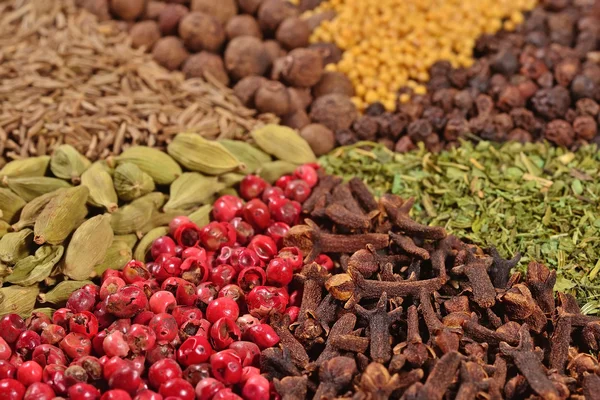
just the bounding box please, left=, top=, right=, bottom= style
left=106, top=286, right=148, bottom=319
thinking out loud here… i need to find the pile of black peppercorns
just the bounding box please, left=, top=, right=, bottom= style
left=339, top=0, right=600, bottom=152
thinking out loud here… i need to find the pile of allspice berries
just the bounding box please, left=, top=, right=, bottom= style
left=0, top=126, right=316, bottom=317
left=79, top=0, right=356, bottom=157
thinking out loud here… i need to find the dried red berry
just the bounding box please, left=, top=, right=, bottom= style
left=230, top=218, right=255, bottom=245
left=246, top=286, right=288, bottom=318
left=126, top=324, right=156, bottom=354
left=210, top=350, right=243, bottom=385
left=158, top=378, right=194, bottom=400
left=266, top=222, right=290, bottom=247
left=237, top=267, right=267, bottom=292
left=0, top=337, right=11, bottom=361
left=151, top=236, right=177, bottom=259
left=244, top=324, right=280, bottom=349
left=247, top=235, right=277, bottom=262
left=242, top=374, right=270, bottom=400
left=210, top=318, right=241, bottom=350
left=194, top=377, right=224, bottom=400
left=148, top=313, right=178, bottom=342
left=200, top=222, right=236, bottom=251
left=0, top=315, right=26, bottom=344
left=242, top=200, right=271, bottom=230
left=277, top=247, right=303, bottom=271
left=148, top=358, right=182, bottom=390
left=100, top=389, right=132, bottom=400
left=284, top=179, right=311, bottom=202
left=174, top=223, right=203, bottom=248
left=239, top=175, right=268, bottom=200
left=122, top=261, right=151, bottom=284
left=24, top=382, right=55, bottom=400
left=16, top=331, right=41, bottom=358
left=177, top=336, right=213, bottom=367
left=294, top=165, right=318, bottom=188
left=69, top=312, right=99, bottom=337
left=206, top=297, right=240, bottom=323
left=228, top=341, right=260, bottom=367
left=212, top=195, right=245, bottom=222
left=17, top=361, right=43, bottom=387
left=68, top=382, right=100, bottom=400
left=66, top=289, right=96, bottom=313
left=108, top=365, right=141, bottom=394
left=266, top=257, right=294, bottom=286
left=0, top=378, right=26, bottom=400
left=106, top=286, right=149, bottom=319
left=102, top=331, right=129, bottom=358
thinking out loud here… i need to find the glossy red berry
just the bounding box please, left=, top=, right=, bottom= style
left=206, top=297, right=240, bottom=323
left=284, top=179, right=311, bottom=202
left=284, top=306, right=301, bottom=324
left=315, top=254, right=334, bottom=271
left=148, top=359, right=182, bottom=390
left=277, top=247, right=303, bottom=271
left=266, top=222, right=290, bottom=247
left=108, top=365, right=141, bottom=394
left=40, top=324, right=66, bottom=346
left=169, top=216, right=192, bottom=236
left=151, top=236, right=177, bottom=259
left=172, top=307, right=203, bottom=327
left=294, top=165, right=318, bottom=187
left=239, top=175, right=268, bottom=200
left=0, top=314, right=26, bottom=344
left=242, top=199, right=271, bottom=230
left=240, top=366, right=260, bottom=385
left=25, top=313, right=51, bottom=334
left=69, top=312, right=99, bottom=337
left=275, top=175, right=293, bottom=190
left=158, top=378, right=194, bottom=400
left=181, top=246, right=207, bottom=261
left=194, top=377, right=224, bottom=400
left=213, top=388, right=243, bottom=400
left=66, top=289, right=96, bottom=313
left=0, top=337, right=11, bottom=361
left=244, top=324, right=280, bottom=349
left=42, top=364, right=67, bottom=395
left=59, top=333, right=91, bottom=359
left=106, top=285, right=149, bottom=319
left=268, top=197, right=301, bottom=225
left=0, top=361, right=16, bottom=380
left=154, top=257, right=182, bottom=282
left=262, top=186, right=285, bottom=203
left=126, top=324, right=156, bottom=353
left=148, top=313, right=178, bottom=342
left=200, top=222, right=236, bottom=251
left=99, top=277, right=126, bottom=301
left=102, top=357, right=129, bottom=381
left=108, top=319, right=131, bottom=334
left=209, top=318, right=241, bottom=350
left=246, top=286, right=289, bottom=318
left=210, top=350, right=243, bottom=385
left=230, top=218, right=254, bottom=245
left=218, top=285, right=245, bottom=303
left=228, top=341, right=261, bottom=367
left=102, top=331, right=129, bottom=358
left=235, top=314, right=260, bottom=334
left=209, top=264, right=237, bottom=289
left=177, top=336, right=213, bottom=367
left=174, top=223, right=202, bottom=248
left=68, top=382, right=100, bottom=400
left=31, top=345, right=67, bottom=368
left=242, top=374, right=270, bottom=400
left=182, top=363, right=211, bottom=386
left=179, top=319, right=210, bottom=341
left=149, top=291, right=176, bottom=314
left=237, top=267, right=267, bottom=292
left=212, top=195, right=244, bottom=222
left=180, top=257, right=210, bottom=285
left=16, top=362, right=42, bottom=387
left=16, top=331, right=41, bottom=358
left=247, top=235, right=277, bottom=262
left=71, top=356, right=102, bottom=381
left=122, top=261, right=151, bottom=284
left=63, top=364, right=88, bottom=386
left=23, top=382, right=55, bottom=400
left=0, top=378, right=26, bottom=400
left=100, top=389, right=132, bottom=400
left=266, top=257, right=294, bottom=286
left=133, top=390, right=162, bottom=400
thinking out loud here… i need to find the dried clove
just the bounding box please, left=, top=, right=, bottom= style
left=273, top=376, right=308, bottom=400
left=451, top=249, right=496, bottom=308
left=415, top=351, right=462, bottom=400
left=348, top=177, right=379, bottom=212
left=331, top=183, right=364, bottom=215
left=325, top=202, right=372, bottom=230
left=420, top=290, right=461, bottom=353
left=381, top=195, right=446, bottom=239
left=302, top=174, right=342, bottom=214
left=329, top=334, right=369, bottom=353
left=488, top=247, right=522, bottom=289
left=358, top=362, right=422, bottom=400
left=294, top=262, right=329, bottom=345
left=525, top=261, right=556, bottom=315
left=314, top=356, right=357, bottom=400
left=549, top=313, right=571, bottom=374
left=270, top=313, right=310, bottom=369
left=389, top=232, right=429, bottom=259
left=314, top=313, right=357, bottom=366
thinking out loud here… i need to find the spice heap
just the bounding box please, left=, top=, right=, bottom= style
left=272, top=173, right=600, bottom=399
left=308, top=0, right=537, bottom=111
left=76, top=0, right=359, bottom=156
left=0, top=124, right=316, bottom=317
left=0, top=0, right=275, bottom=165
left=337, top=0, right=599, bottom=151
left=0, top=164, right=321, bottom=400
left=321, top=141, right=600, bottom=312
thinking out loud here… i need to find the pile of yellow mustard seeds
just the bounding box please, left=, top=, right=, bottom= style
left=307, top=0, right=537, bottom=112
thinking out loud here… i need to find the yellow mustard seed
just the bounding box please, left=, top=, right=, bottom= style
left=399, top=93, right=411, bottom=104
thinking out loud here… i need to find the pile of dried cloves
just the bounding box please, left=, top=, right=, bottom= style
left=269, top=172, right=600, bottom=399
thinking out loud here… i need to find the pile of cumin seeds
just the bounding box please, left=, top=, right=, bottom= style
left=0, top=0, right=277, bottom=166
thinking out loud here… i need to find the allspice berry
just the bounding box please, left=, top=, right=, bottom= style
left=275, top=17, right=310, bottom=50
left=233, top=76, right=267, bottom=107
left=158, top=4, right=188, bottom=35
left=282, top=48, right=323, bottom=88
left=545, top=119, right=575, bottom=147
left=299, top=124, right=335, bottom=156
left=182, top=52, right=230, bottom=85
left=152, top=36, right=190, bottom=71
left=130, top=21, right=162, bottom=50
left=190, top=0, right=238, bottom=25
left=109, top=0, right=146, bottom=21
left=312, top=71, right=354, bottom=98
left=573, top=115, right=597, bottom=140
left=264, top=40, right=286, bottom=64
left=179, top=12, right=226, bottom=53
left=226, top=15, right=262, bottom=40
left=288, top=87, right=312, bottom=111
left=255, top=81, right=291, bottom=116
left=309, top=94, right=358, bottom=132
left=308, top=42, right=342, bottom=65
left=257, top=0, right=298, bottom=33
left=238, top=0, right=264, bottom=14
left=224, top=36, right=271, bottom=80
left=282, top=110, right=311, bottom=130
left=144, top=1, right=167, bottom=20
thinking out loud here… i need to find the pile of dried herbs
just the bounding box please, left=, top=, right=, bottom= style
left=320, top=141, right=600, bottom=312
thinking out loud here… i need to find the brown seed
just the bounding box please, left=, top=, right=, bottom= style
left=179, top=12, right=226, bottom=53
left=109, top=0, right=145, bottom=21
left=310, top=94, right=358, bottom=132
left=573, top=115, right=597, bottom=140
left=288, top=87, right=312, bottom=112
left=144, top=1, right=167, bottom=20
left=257, top=0, right=299, bottom=33
left=152, top=36, right=189, bottom=71
left=545, top=119, right=575, bottom=147
left=182, top=52, right=230, bottom=85
left=281, top=110, right=310, bottom=130
left=190, top=0, right=238, bottom=25
left=130, top=21, right=161, bottom=50
left=224, top=36, right=271, bottom=80
left=275, top=17, right=310, bottom=50
left=158, top=4, right=188, bottom=35
left=299, top=124, right=335, bottom=156
left=226, top=15, right=262, bottom=40
left=238, top=0, right=264, bottom=14
left=255, top=81, right=291, bottom=116
left=263, top=40, right=286, bottom=64
left=282, top=48, right=323, bottom=88
left=312, top=71, right=354, bottom=99
left=233, top=76, right=268, bottom=107
left=309, top=42, right=342, bottom=65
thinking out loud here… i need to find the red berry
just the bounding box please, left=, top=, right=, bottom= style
left=266, top=222, right=290, bottom=247
left=42, top=364, right=67, bottom=395
left=194, top=378, right=224, bottom=400
left=314, top=254, right=334, bottom=271
left=146, top=342, right=176, bottom=365
left=262, top=186, right=285, bottom=203
left=151, top=236, right=177, bottom=259
left=172, top=307, right=203, bottom=327
left=0, top=361, right=16, bottom=380
left=71, top=356, right=103, bottom=381
left=158, top=379, right=194, bottom=400
left=16, top=331, right=41, bottom=358
left=59, top=333, right=91, bottom=359
left=69, top=312, right=99, bottom=337
left=31, top=345, right=67, bottom=368
left=177, top=337, right=213, bottom=367
left=195, top=282, right=219, bottom=309
left=102, top=270, right=122, bottom=281
left=289, top=289, right=302, bottom=307
left=40, top=324, right=66, bottom=346
left=210, top=350, right=243, bottom=385
left=100, top=389, right=132, bottom=400
left=242, top=200, right=271, bottom=230
left=284, top=306, right=301, bottom=324
left=0, top=378, right=26, bottom=400
left=228, top=341, right=261, bottom=367
left=209, top=264, right=237, bottom=289
left=0, top=315, right=26, bottom=344
left=284, top=179, right=311, bottom=202
left=181, top=246, right=207, bottom=261
left=132, top=310, right=154, bottom=325
left=102, top=357, right=129, bottom=381
left=244, top=324, right=280, bottom=349
left=108, top=319, right=131, bottom=334
left=277, top=247, right=303, bottom=271
left=266, top=258, right=294, bottom=286
left=154, top=257, right=182, bottom=282
left=237, top=267, right=267, bottom=292
left=209, top=318, right=241, bottom=350
left=268, top=197, right=301, bottom=225
left=218, top=285, right=245, bottom=303
left=64, top=365, right=89, bottom=387
left=149, top=291, right=176, bottom=314
left=247, top=235, right=277, bottom=262
left=175, top=282, right=199, bottom=307
left=133, top=390, right=162, bottom=400
left=66, top=289, right=96, bottom=313
left=149, top=313, right=178, bottom=342
left=182, top=364, right=211, bottom=387
left=294, top=165, right=318, bottom=187
left=246, top=286, right=289, bottom=318
left=106, top=285, right=149, bottom=319
left=23, top=382, right=54, bottom=400
left=148, top=359, right=182, bottom=390
left=179, top=319, right=210, bottom=341
left=242, top=374, right=270, bottom=400
left=169, top=216, right=192, bottom=236
left=16, top=362, right=42, bottom=387
left=200, top=222, right=236, bottom=251
left=213, top=389, right=243, bottom=400
left=230, top=218, right=254, bottom=245
left=174, top=223, right=202, bottom=248
left=25, top=313, right=51, bottom=334
left=126, top=324, right=156, bottom=353
left=275, top=175, right=293, bottom=190
left=99, top=277, right=126, bottom=301
left=68, top=382, right=100, bottom=400
left=122, top=261, right=151, bottom=284
left=239, top=175, right=268, bottom=200
left=212, top=195, right=244, bottom=222
left=206, top=297, right=240, bottom=323
left=108, top=365, right=141, bottom=394
left=0, top=337, right=11, bottom=361
left=180, top=257, right=210, bottom=286
left=235, top=315, right=260, bottom=335
left=102, top=331, right=129, bottom=358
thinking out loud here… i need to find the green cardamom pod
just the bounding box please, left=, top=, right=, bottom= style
left=6, top=245, right=63, bottom=286
left=188, top=204, right=212, bottom=227
left=0, top=285, right=39, bottom=318
left=0, top=188, right=26, bottom=224
left=219, top=140, right=272, bottom=173
left=81, top=162, right=119, bottom=213
left=251, top=124, right=316, bottom=164
left=134, top=226, right=169, bottom=262
left=140, top=209, right=188, bottom=235
left=134, top=192, right=166, bottom=209
left=0, top=229, right=33, bottom=265
left=164, top=173, right=225, bottom=211
left=257, top=160, right=299, bottom=183
left=31, top=308, right=55, bottom=319
left=11, top=189, right=65, bottom=232
left=114, top=234, right=139, bottom=249
left=219, top=173, right=245, bottom=188
left=116, top=147, right=182, bottom=185
left=38, top=280, right=93, bottom=304
left=50, top=145, right=91, bottom=184
left=4, top=177, right=72, bottom=202
left=167, top=133, right=243, bottom=175
left=0, top=156, right=50, bottom=179
left=110, top=196, right=157, bottom=235
left=0, top=221, right=9, bottom=240
left=218, top=187, right=238, bottom=197
left=64, top=214, right=114, bottom=281
left=113, top=163, right=155, bottom=202
left=93, top=240, right=133, bottom=276
left=34, top=186, right=89, bottom=245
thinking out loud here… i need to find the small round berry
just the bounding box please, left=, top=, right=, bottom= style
left=266, top=258, right=294, bottom=287
left=275, top=175, right=293, bottom=190
left=266, top=222, right=290, bottom=247
left=277, top=247, right=303, bottom=271
left=228, top=341, right=261, bottom=367
left=262, top=186, right=285, bottom=203
left=209, top=264, right=237, bottom=289
left=16, top=331, right=41, bottom=358
left=177, top=337, right=213, bottom=367
left=315, top=254, right=334, bottom=271
left=132, top=390, right=162, bottom=400
left=0, top=361, right=16, bottom=380
left=205, top=297, right=240, bottom=323
left=0, top=315, right=25, bottom=344
left=17, top=362, right=43, bottom=387
left=158, top=378, right=194, bottom=400
left=23, top=382, right=54, bottom=400
left=242, top=374, right=270, bottom=400
left=172, top=307, right=203, bottom=327
left=210, top=350, right=243, bottom=385
left=0, top=378, right=26, bottom=400
left=209, top=318, right=241, bottom=350
left=126, top=324, right=156, bottom=354
left=102, top=331, right=129, bottom=358
left=246, top=286, right=288, bottom=318
left=294, top=165, right=318, bottom=188
left=244, top=324, right=280, bottom=349
left=169, top=216, right=192, bottom=236
left=212, top=195, right=244, bottom=222
left=122, top=261, right=151, bottom=284
left=199, top=222, right=236, bottom=251
left=239, top=366, right=260, bottom=385
left=100, top=389, right=132, bottom=400
left=108, top=365, right=142, bottom=394
left=242, top=199, right=271, bottom=230
left=237, top=267, right=267, bottom=292
left=68, top=382, right=100, bottom=400
left=239, top=175, right=268, bottom=200
left=212, top=388, right=243, bottom=400
left=66, top=289, right=96, bottom=313
left=40, top=324, right=66, bottom=346
left=148, top=359, right=182, bottom=390
left=102, top=357, right=129, bottom=381
left=69, top=312, right=99, bottom=337
left=182, top=364, right=211, bottom=387
left=151, top=236, right=177, bottom=259
left=147, top=313, right=177, bottom=342
left=99, top=277, right=126, bottom=301
left=230, top=218, right=254, bottom=245
left=194, top=378, right=224, bottom=400
left=0, top=337, right=11, bottom=361
left=284, top=306, right=301, bottom=324
left=284, top=179, right=311, bottom=202
left=247, top=235, right=277, bottom=262
left=149, top=291, right=177, bottom=314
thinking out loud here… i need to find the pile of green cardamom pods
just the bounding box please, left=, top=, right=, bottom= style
left=321, top=140, right=600, bottom=314
left=0, top=125, right=316, bottom=317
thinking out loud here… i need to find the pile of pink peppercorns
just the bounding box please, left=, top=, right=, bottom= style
left=0, top=164, right=329, bottom=400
